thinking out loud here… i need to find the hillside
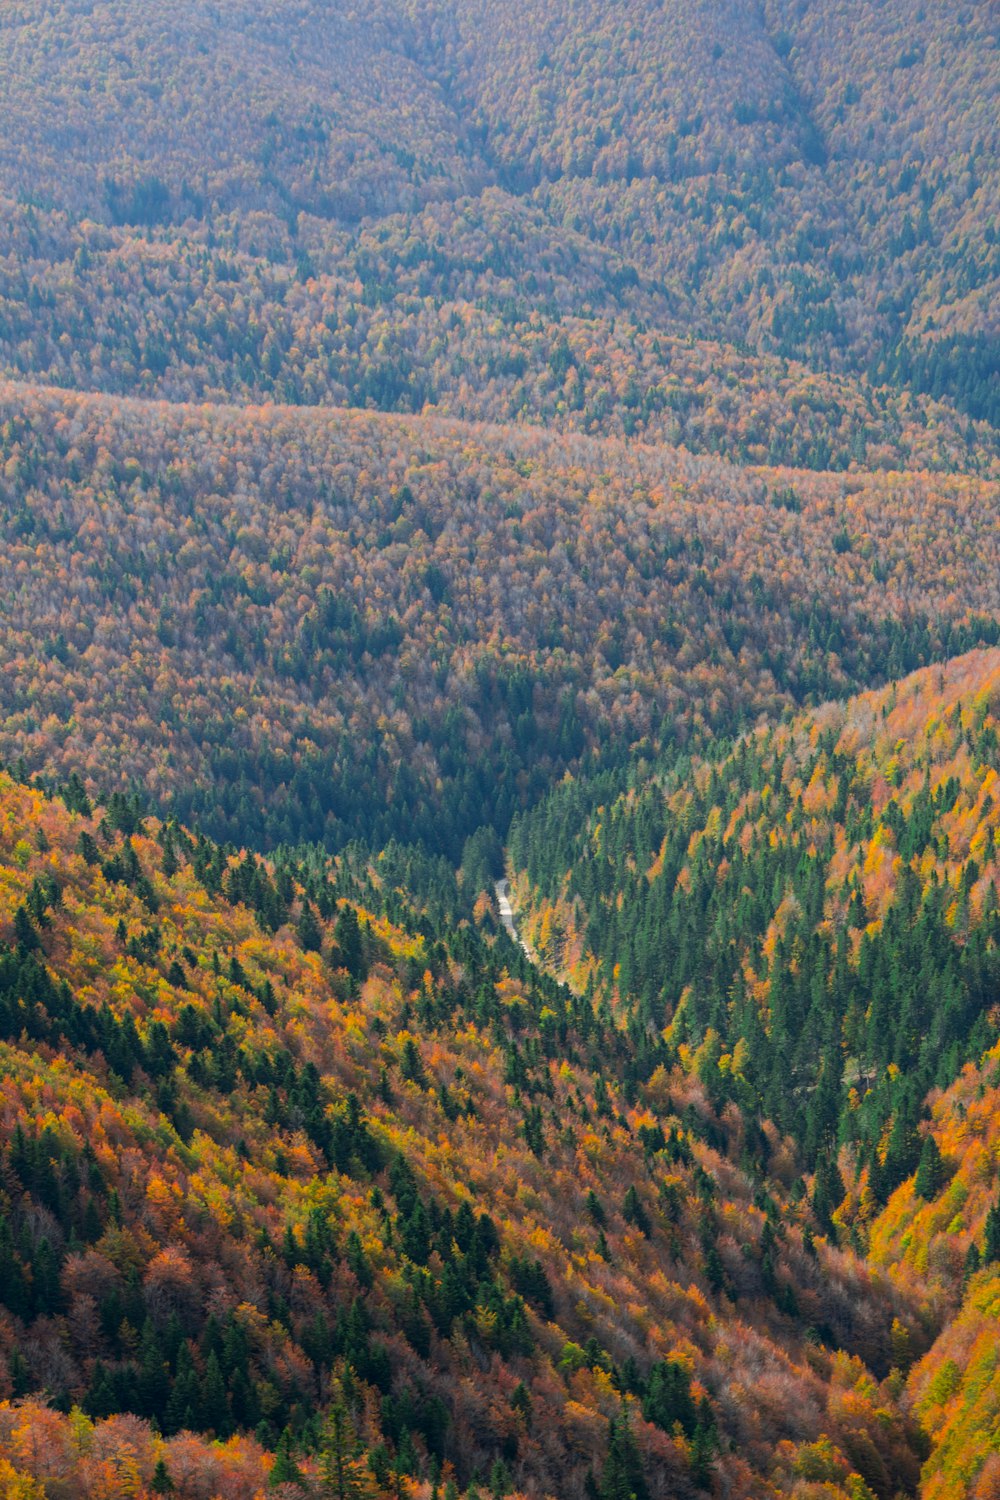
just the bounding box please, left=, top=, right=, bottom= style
left=867, top=1032, right=1000, bottom=1500
left=416, top=0, right=998, bottom=385
left=1, top=195, right=995, bottom=475
left=509, top=647, right=1000, bottom=1208
left=0, top=2, right=997, bottom=1496
left=0, top=0, right=995, bottom=445
left=2, top=380, right=1000, bottom=859
left=0, top=768, right=932, bottom=1499
left=0, top=0, right=487, bottom=224
left=507, top=648, right=1000, bottom=1493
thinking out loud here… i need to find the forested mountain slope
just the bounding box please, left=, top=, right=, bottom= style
left=0, top=769, right=930, bottom=1499
left=2, top=380, right=1000, bottom=856
left=4, top=195, right=995, bottom=474
left=0, top=0, right=488, bottom=223
left=0, top=0, right=996, bottom=443
left=868, top=1033, right=1000, bottom=1500
left=0, top=2, right=997, bottom=1496
left=509, top=647, right=1000, bottom=1212
left=431, top=0, right=998, bottom=370
left=507, top=647, right=1000, bottom=1493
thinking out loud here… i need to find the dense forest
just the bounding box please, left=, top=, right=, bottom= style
left=1, top=196, right=996, bottom=475
left=0, top=0, right=998, bottom=1496
left=507, top=649, right=1000, bottom=1497
left=0, top=0, right=996, bottom=458
left=0, top=768, right=929, bottom=1499
left=509, top=649, right=1000, bottom=1193
left=2, top=381, right=999, bottom=858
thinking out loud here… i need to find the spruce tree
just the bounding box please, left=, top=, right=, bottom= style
left=199, top=1350, right=230, bottom=1436
left=138, top=1319, right=170, bottom=1418
left=269, top=1430, right=304, bottom=1488
left=151, top=1459, right=174, bottom=1494
left=13, top=905, right=38, bottom=952
left=333, top=907, right=367, bottom=979
left=963, top=1241, right=981, bottom=1283
left=297, top=899, right=323, bottom=953
left=811, top=1150, right=845, bottom=1234
left=914, top=1135, right=943, bottom=1200
left=599, top=1412, right=648, bottom=1500
left=622, top=1186, right=651, bottom=1237
left=318, top=1400, right=375, bottom=1499
left=689, top=1397, right=718, bottom=1488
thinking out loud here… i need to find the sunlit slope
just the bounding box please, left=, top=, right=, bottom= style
left=0, top=770, right=928, bottom=1497
left=868, top=1032, right=1000, bottom=1500
left=509, top=648, right=1000, bottom=1205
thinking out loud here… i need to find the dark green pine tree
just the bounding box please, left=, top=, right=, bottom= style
left=200, top=1349, right=231, bottom=1436
left=488, top=1457, right=511, bottom=1499
left=151, top=1458, right=174, bottom=1494
left=963, top=1241, right=981, bottom=1284
left=914, top=1134, right=944, bottom=1200
left=333, top=906, right=367, bottom=979
left=63, top=772, right=93, bottom=817
left=586, top=1190, right=606, bottom=1227
left=599, top=1412, right=649, bottom=1500
left=297, top=899, right=323, bottom=953
left=31, top=1237, right=62, bottom=1315
left=161, top=836, right=178, bottom=878
left=811, top=1149, right=845, bottom=1235
left=137, top=1319, right=171, bottom=1417
left=642, top=1360, right=696, bottom=1436
left=164, top=1342, right=200, bottom=1434
left=8, top=1348, right=30, bottom=1397
left=269, top=1429, right=304, bottom=1488
left=318, top=1400, right=375, bottom=1499
left=77, top=830, right=101, bottom=865
left=13, top=905, right=38, bottom=952
left=622, top=1186, right=651, bottom=1237
left=983, top=1201, right=1000, bottom=1266
left=689, top=1397, right=719, bottom=1488
left=84, top=1360, right=118, bottom=1420
left=510, top=1381, right=533, bottom=1425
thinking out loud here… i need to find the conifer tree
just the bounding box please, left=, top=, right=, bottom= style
left=297, top=899, right=323, bottom=953
left=914, top=1135, right=944, bottom=1200
left=319, top=1400, right=375, bottom=1499
left=269, top=1430, right=304, bottom=1489
left=151, top=1459, right=174, bottom=1495
left=599, top=1412, right=648, bottom=1500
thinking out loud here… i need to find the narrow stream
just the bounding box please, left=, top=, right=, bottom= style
left=495, top=878, right=534, bottom=960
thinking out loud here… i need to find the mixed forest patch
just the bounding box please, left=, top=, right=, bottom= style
left=1, top=381, right=999, bottom=858
left=0, top=767, right=930, bottom=1499
left=0, top=2, right=997, bottom=1495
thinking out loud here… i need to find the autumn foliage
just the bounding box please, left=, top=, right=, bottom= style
left=0, top=765, right=931, bottom=1498
left=0, top=1, right=997, bottom=1494
left=1, top=381, right=999, bottom=857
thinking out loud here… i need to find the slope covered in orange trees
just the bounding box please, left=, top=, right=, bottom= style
left=3, top=193, right=994, bottom=475
left=866, top=1029, right=1000, bottom=1500
left=0, top=766, right=928, bottom=1499
left=0, top=0, right=488, bottom=224
left=0, top=3, right=995, bottom=1494
left=413, top=0, right=997, bottom=359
